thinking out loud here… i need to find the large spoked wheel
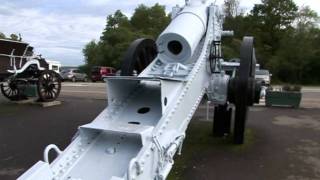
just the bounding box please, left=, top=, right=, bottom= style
left=37, top=70, right=61, bottom=102
left=120, top=38, right=157, bottom=76
left=232, top=37, right=256, bottom=144
left=0, top=79, right=26, bottom=101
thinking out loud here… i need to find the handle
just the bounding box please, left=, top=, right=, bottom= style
left=43, top=144, right=62, bottom=164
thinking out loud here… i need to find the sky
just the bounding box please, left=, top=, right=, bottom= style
left=0, top=0, right=319, bottom=66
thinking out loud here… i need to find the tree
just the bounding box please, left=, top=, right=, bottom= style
left=296, top=6, right=319, bottom=31
left=99, top=10, right=137, bottom=67
left=101, top=10, right=131, bottom=41
left=222, top=0, right=320, bottom=84
left=267, top=9, right=320, bottom=84
left=82, top=1, right=320, bottom=85
left=0, top=32, right=23, bottom=41
left=251, top=0, right=298, bottom=53
left=0, top=32, right=5, bottom=39
left=131, top=3, right=170, bottom=37
left=83, top=40, right=99, bottom=66
left=224, top=0, right=241, bottom=18
left=10, top=34, right=19, bottom=41
left=251, top=0, right=298, bottom=30
left=83, top=3, right=170, bottom=70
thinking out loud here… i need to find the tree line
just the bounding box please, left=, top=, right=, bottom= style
left=222, top=0, right=320, bottom=84
left=0, top=32, right=22, bottom=41
left=81, top=0, right=319, bottom=84
left=81, top=4, right=170, bottom=74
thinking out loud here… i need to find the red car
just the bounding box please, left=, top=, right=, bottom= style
left=91, top=66, right=116, bottom=82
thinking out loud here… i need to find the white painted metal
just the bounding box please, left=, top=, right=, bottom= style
left=7, top=59, right=45, bottom=74
left=18, top=1, right=229, bottom=180
left=171, top=5, right=181, bottom=19
left=43, top=144, right=62, bottom=164
left=157, top=0, right=210, bottom=64
left=207, top=73, right=229, bottom=105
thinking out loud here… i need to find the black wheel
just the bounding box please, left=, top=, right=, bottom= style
left=71, top=77, right=76, bottom=82
left=37, top=70, right=61, bottom=102
left=231, top=37, right=257, bottom=144
left=120, top=38, right=157, bottom=76
left=213, top=104, right=232, bottom=137
left=0, top=79, right=27, bottom=101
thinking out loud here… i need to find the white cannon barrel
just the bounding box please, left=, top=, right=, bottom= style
left=157, top=0, right=210, bottom=64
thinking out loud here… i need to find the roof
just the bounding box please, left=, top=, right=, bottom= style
left=0, top=38, right=28, bottom=45
left=0, top=39, right=31, bottom=56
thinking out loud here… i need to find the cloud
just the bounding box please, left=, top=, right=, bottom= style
left=0, top=0, right=319, bottom=66
left=0, top=3, right=105, bottom=65
left=0, top=0, right=185, bottom=66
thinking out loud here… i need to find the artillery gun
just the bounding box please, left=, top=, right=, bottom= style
left=18, top=0, right=260, bottom=179
left=0, top=39, right=61, bottom=102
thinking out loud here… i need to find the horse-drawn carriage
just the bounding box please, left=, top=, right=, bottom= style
left=0, top=39, right=61, bottom=102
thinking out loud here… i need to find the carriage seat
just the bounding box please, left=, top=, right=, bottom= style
left=0, top=39, right=35, bottom=74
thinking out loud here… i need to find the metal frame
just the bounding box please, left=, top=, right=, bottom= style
left=18, top=1, right=245, bottom=180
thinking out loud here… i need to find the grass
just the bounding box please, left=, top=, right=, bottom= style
left=167, top=120, right=256, bottom=180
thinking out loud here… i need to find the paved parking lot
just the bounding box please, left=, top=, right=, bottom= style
left=0, top=83, right=319, bottom=180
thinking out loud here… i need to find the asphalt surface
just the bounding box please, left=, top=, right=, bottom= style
left=0, top=83, right=107, bottom=179
left=180, top=107, right=320, bottom=180
left=0, top=83, right=319, bottom=180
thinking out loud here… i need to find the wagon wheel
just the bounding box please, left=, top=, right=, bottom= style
left=120, top=38, right=157, bottom=76
left=37, top=70, right=61, bottom=102
left=231, top=37, right=256, bottom=144
left=0, top=79, right=27, bottom=101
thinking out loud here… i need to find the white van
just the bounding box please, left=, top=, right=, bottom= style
left=46, top=60, right=62, bottom=74
left=255, top=69, right=271, bottom=85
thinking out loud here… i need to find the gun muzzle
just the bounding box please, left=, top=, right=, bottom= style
left=157, top=0, right=210, bottom=64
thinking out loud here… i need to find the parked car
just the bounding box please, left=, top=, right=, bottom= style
left=60, top=69, right=88, bottom=82
left=255, top=69, right=271, bottom=85
left=115, top=70, right=138, bottom=76
left=91, top=66, right=116, bottom=82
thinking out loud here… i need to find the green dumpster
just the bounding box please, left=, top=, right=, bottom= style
left=266, top=86, right=302, bottom=108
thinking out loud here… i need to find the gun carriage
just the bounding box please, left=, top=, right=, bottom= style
left=18, top=0, right=261, bottom=179
left=0, top=39, right=61, bottom=102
